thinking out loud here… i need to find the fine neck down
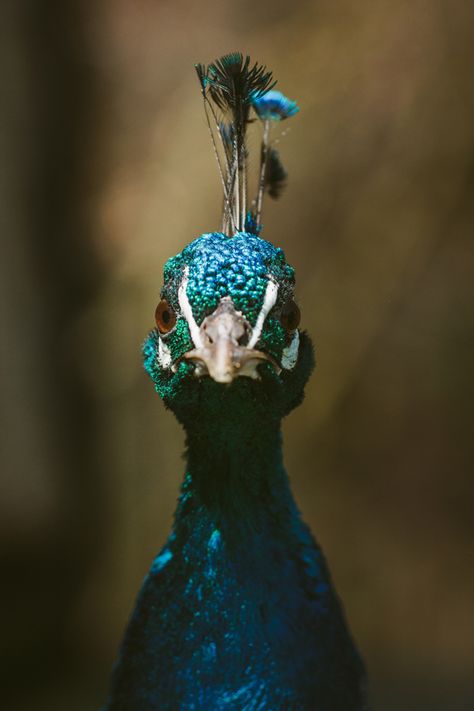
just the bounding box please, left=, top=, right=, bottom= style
left=173, top=411, right=301, bottom=547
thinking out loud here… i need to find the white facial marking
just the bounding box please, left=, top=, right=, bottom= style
left=281, top=329, right=300, bottom=370
left=178, top=266, right=203, bottom=348
left=247, top=279, right=279, bottom=349
left=157, top=336, right=172, bottom=369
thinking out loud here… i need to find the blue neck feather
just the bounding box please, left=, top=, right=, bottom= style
left=106, top=394, right=367, bottom=710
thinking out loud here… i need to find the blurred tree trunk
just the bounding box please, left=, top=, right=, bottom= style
left=0, top=0, right=106, bottom=697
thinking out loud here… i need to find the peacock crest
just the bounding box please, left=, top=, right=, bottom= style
left=195, top=52, right=299, bottom=236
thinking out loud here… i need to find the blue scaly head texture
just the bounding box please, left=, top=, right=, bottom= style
left=105, top=52, right=369, bottom=711
left=144, top=232, right=313, bottom=428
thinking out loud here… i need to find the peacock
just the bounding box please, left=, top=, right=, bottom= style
left=105, top=53, right=369, bottom=710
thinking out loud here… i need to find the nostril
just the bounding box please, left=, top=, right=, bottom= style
left=237, top=326, right=251, bottom=347
left=201, top=324, right=213, bottom=345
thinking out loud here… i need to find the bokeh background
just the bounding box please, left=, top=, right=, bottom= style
left=1, top=1, right=473, bottom=709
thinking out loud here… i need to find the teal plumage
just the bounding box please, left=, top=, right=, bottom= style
left=105, top=54, right=369, bottom=710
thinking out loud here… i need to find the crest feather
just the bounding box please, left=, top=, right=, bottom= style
left=195, top=53, right=298, bottom=236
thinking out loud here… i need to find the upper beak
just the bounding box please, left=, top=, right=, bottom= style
left=183, top=297, right=280, bottom=383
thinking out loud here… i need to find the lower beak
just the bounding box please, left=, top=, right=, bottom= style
left=182, top=298, right=280, bottom=383
left=185, top=342, right=276, bottom=383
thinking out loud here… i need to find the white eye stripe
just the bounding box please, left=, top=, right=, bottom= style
left=178, top=266, right=203, bottom=348
left=247, top=279, right=279, bottom=349
left=157, top=336, right=172, bottom=369
left=176, top=270, right=281, bottom=354
left=281, top=329, right=300, bottom=370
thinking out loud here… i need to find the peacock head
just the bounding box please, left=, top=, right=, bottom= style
left=143, top=232, right=314, bottom=426
left=144, top=54, right=312, bottom=426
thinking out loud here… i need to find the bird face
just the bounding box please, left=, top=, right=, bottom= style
left=144, top=233, right=314, bottom=421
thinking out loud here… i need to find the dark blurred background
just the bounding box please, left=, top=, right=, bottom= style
left=1, top=1, right=473, bottom=709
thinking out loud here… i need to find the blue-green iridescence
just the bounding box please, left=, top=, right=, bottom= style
left=106, top=232, right=369, bottom=710
left=176, top=232, right=294, bottom=326
left=252, top=89, right=300, bottom=121
left=144, top=232, right=296, bottom=409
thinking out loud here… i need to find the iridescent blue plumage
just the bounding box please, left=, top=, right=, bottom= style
left=105, top=53, right=369, bottom=710
left=108, top=443, right=366, bottom=709
left=252, top=89, right=300, bottom=121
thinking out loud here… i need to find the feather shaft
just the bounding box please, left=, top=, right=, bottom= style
left=256, top=119, right=270, bottom=226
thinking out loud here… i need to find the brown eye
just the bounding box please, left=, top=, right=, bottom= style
left=155, top=299, right=177, bottom=334
left=280, top=299, right=301, bottom=332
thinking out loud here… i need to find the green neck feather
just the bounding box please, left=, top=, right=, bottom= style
left=181, top=417, right=292, bottom=535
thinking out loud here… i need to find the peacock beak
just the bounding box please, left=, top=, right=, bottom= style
left=183, top=297, right=280, bottom=383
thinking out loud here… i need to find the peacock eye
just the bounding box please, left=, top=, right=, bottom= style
left=280, top=299, right=301, bottom=332
left=155, top=299, right=177, bottom=335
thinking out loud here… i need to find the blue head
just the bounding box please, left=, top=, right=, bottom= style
left=143, top=232, right=314, bottom=428
left=144, top=55, right=311, bottom=427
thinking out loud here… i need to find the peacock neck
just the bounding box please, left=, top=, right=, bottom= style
left=173, top=411, right=299, bottom=547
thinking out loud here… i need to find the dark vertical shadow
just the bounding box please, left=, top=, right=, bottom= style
left=1, top=0, right=107, bottom=701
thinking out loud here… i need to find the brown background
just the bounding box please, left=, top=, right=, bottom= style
left=1, top=1, right=473, bottom=709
